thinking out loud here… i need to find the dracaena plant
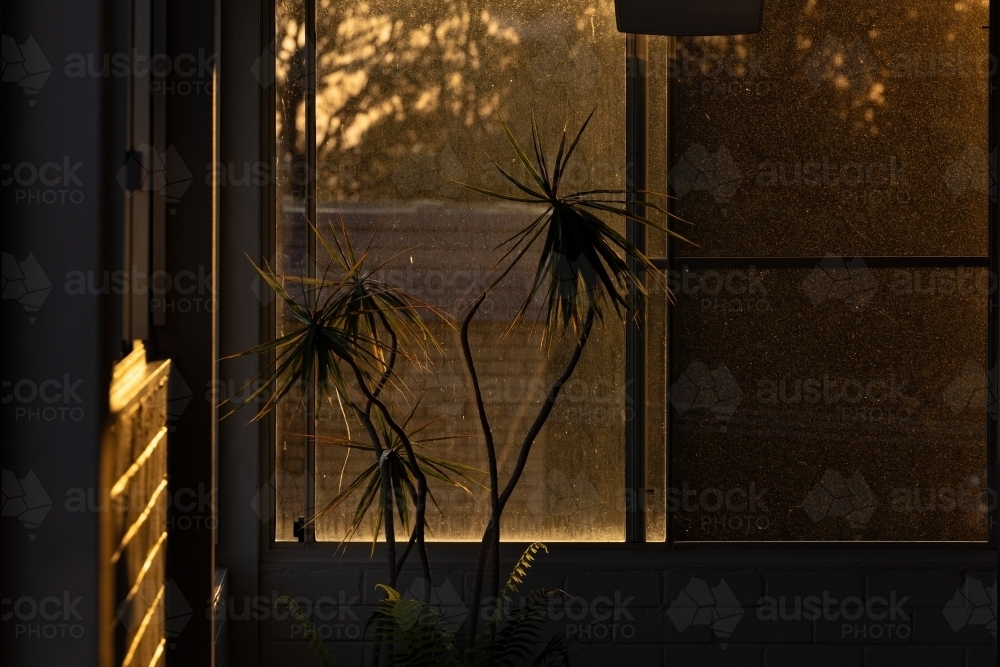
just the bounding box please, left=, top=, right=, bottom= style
left=229, top=220, right=459, bottom=592
left=312, top=402, right=485, bottom=562
left=234, top=108, right=693, bottom=666
left=457, top=110, right=692, bottom=649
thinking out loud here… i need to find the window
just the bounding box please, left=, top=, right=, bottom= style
left=665, top=0, right=994, bottom=541
left=269, top=0, right=996, bottom=545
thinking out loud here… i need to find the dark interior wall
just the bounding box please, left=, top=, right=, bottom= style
left=215, top=1, right=263, bottom=667
left=1, top=1, right=119, bottom=665
left=2, top=1, right=218, bottom=665
left=147, top=0, right=217, bottom=663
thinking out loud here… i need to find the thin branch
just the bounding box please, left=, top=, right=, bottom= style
left=460, top=293, right=501, bottom=652
left=342, top=352, right=433, bottom=602
left=498, top=310, right=596, bottom=513
left=349, top=400, right=397, bottom=587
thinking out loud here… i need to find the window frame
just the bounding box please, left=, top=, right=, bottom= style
left=257, top=0, right=1000, bottom=557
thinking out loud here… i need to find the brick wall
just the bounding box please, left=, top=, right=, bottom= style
left=250, top=550, right=997, bottom=667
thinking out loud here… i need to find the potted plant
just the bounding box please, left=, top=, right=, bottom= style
left=231, top=109, right=691, bottom=664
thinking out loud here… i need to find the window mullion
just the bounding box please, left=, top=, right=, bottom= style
left=303, top=0, right=317, bottom=544
left=626, top=32, right=648, bottom=543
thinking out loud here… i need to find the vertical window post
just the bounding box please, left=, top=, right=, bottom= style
left=988, top=1, right=999, bottom=549
left=303, top=0, right=317, bottom=543
left=626, top=32, right=648, bottom=542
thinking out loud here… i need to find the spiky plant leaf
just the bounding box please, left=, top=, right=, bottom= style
left=457, top=109, right=693, bottom=337
left=310, top=405, right=485, bottom=553
left=224, top=222, right=443, bottom=421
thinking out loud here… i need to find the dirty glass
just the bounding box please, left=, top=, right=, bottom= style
left=669, top=267, right=990, bottom=541
left=274, top=0, right=308, bottom=542
left=665, top=0, right=993, bottom=542
left=275, top=0, right=628, bottom=542
left=667, top=0, right=990, bottom=257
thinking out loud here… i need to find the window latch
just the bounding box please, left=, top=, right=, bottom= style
left=293, top=516, right=306, bottom=543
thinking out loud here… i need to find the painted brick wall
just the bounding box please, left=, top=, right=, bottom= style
left=247, top=552, right=997, bottom=667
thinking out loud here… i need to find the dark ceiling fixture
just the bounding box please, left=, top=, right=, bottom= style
left=614, top=0, right=764, bottom=36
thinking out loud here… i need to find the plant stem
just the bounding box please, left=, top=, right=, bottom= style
left=459, top=293, right=501, bottom=653
left=357, top=324, right=399, bottom=587
left=498, top=309, right=595, bottom=513
left=465, top=309, right=597, bottom=648
left=343, top=353, right=433, bottom=602
left=395, top=529, right=417, bottom=573
left=351, top=402, right=397, bottom=587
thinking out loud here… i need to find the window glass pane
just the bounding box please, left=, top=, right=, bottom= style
left=274, top=0, right=308, bottom=542
left=668, top=0, right=990, bottom=257
left=669, top=266, right=990, bottom=541
left=295, top=0, right=627, bottom=542
left=645, top=36, right=670, bottom=542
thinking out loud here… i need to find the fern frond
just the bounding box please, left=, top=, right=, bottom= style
left=492, top=543, right=548, bottom=626
left=278, top=595, right=337, bottom=667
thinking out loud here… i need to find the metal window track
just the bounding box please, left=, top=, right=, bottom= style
left=652, top=256, right=991, bottom=270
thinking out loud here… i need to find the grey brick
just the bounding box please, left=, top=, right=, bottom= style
left=966, top=644, right=1000, bottom=667
left=732, top=606, right=812, bottom=644
left=566, top=570, right=660, bottom=607
left=663, top=570, right=763, bottom=607
left=913, top=609, right=996, bottom=645
left=815, top=615, right=911, bottom=644
left=260, top=600, right=373, bottom=642
left=571, top=643, right=662, bottom=667
left=662, top=612, right=715, bottom=644
left=261, top=566, right=364, bottom=600
left=765, top=570, right=864, bottom=600
left=664, top=644, right=763, bottom=667
left=261, top=640, right=367, bottom=667
left=964, top=572, right=997, bottom=586
left=865, top=646, right=962, bottom=667
left=867, top=570, right=963, bottom=607
left=547, top=606, right=661, bottom=645
left=764, top=645, right=863, bottom=667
